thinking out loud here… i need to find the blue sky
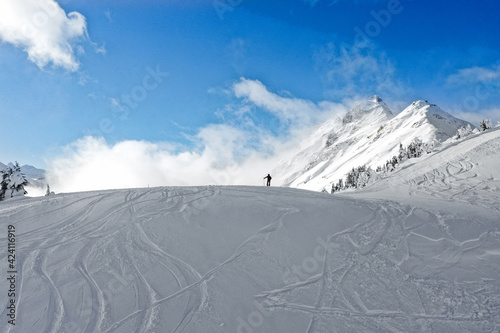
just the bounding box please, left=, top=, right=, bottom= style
left=0, top=0, right=499, bottom=188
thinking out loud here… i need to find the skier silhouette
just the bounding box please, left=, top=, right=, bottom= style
left=264, top=174, right=272, bottom=186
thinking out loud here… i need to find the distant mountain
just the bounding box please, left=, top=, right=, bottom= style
left=274, top=97, right=473, bottom=192
left=17, top=163, right=46, bottom=180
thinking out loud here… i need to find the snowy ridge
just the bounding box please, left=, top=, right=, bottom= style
left=383, top=100, right=471, bottom=144
left=275, top=97, right=473, bottom=192
left=342, top=95, right=393, bottom=125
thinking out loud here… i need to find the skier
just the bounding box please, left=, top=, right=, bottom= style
left=264, top=174, right=272, bottom=186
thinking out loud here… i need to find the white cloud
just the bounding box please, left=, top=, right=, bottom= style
left=46, top=132, right=272, bottom=193
left=0, top=0, right=88, bottom=71
left=313, top=42, right=405, bottom=100
left=104, top=9, right=112, bottom=23
left=233, top=78, right=340, bottom=126
left=445, top=64, right=500, bottom=115
left=95, top=42, right=106, bottom=55
left=450, top=107, right=500, bottom=126
left=46, top=79, right=347, bottom=193
left=77, top=71, right=97, bottom=86
left=447, top=65, right=500, bottom=86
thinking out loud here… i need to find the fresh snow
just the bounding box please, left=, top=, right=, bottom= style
left=1, top=127, right=500, bottom=332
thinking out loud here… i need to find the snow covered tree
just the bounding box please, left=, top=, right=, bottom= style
left=10, top=162, right=28, bottom=196
left=0, top=162, right=28, bottom=200
left=0, top=167, right=12, bottom=201
left=343, top=165, right=373, bottom=189
left=338, top=137, right=432, bottom=194
left=398, top=143, right=407, bottom=163
left=407, top=138, right=424, bottom=158
left=331, top=179, right=344, bottom=193
left=384, top=159, right=395, bottom=172
left=355, top=165, right=372, bottom=188
left=345, top=168, right=357, bottom=188
left=0, top=174, right=7, bottom=201
left=423, top=141, right=434, bottom=154
left=374, top=137, right=431, bottom=176
left=386, top=156, right=398, bottom=171
left=455, top=124, right=474, bottom=140
left=480, top=119, right=492, bottom=131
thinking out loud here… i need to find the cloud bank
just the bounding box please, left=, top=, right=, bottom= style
left=447, top=64, right=500, bottom=86
left=46, top=78, right=346, bottom=193
left=314, top=41, right=405, bottom=101
left=47, top=133, right=254, bottom=192
left=0, top=0, right=88, bottom=71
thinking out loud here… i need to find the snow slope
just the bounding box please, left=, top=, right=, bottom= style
left=349, top=127, right=500, bottom=213
left=1, top=141, right=500, bottom=333
left=275, top=98, right=472, bottom=192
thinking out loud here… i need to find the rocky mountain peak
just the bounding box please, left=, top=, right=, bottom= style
left=342, top=96, right=393, bottom=124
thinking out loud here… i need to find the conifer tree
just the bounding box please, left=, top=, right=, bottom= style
left=480, top=119, right=492, bottom=131
left=0, top=162, right=28, bottom=200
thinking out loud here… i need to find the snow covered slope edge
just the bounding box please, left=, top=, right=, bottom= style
left=1, top=184, right=499, bottom=332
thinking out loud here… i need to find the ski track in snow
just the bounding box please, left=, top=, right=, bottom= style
left=259, top=201, right=500, bottom=332
left=399, top=132, right=500, bottom=212
left=1, top=185, right=499, bottom=332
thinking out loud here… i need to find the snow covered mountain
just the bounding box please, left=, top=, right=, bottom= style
left=275, top=97, right=473, bottom=192
left=1, top=128, right=499, bottom=332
